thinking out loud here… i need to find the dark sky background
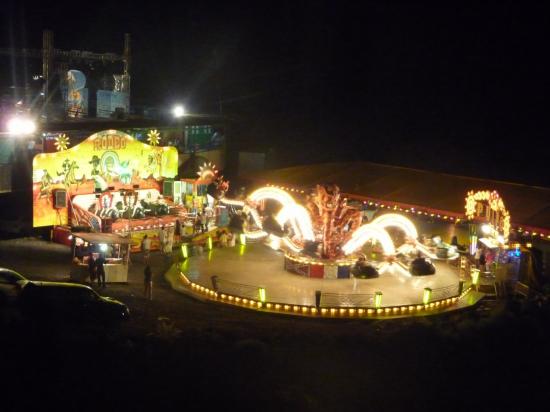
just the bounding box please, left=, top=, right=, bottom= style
left=2, top=0, right=549, bottom=187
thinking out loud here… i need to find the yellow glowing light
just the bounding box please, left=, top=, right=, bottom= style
left=374, top=291, right=383, bottom=308
left=258, top=287, right=266, bottom=303
left=471, top=268, right=480, bottom=285
left=423, top=288, right=432, bottom=305
left=342, top=225, right=396, bottom=255
left=54, top=134, right=70, bottom=151
left=276, top=203, right=315, bottom=241
left=248, top=187, right=295, bottom=207
left=196, top=162, right=218, bottom=180
left=146, top=129, right=161, bottom=146
left=371, top=213, right=418, bottom=240
left=181, top=244, right=189, bottom=259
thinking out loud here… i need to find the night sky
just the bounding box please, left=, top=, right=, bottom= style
left=2, top=1, right=549, bottom=186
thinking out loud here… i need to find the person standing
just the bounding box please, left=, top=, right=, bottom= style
left=474, top=246, right=481, bottom=264
left=144, top=264, right=153, bottom=300
left=479, top=249, right=487, bottom=273
left=164, top=227, right=174, bottom=255
left=95, top=253, right=106, bottom=288
left=141, top=234, right=151, bottom=264
left=200, top=211, right=208, bottom=233
left=159, top=226, right=166, bottom=254
left=87, top=252, right=96, bottom=285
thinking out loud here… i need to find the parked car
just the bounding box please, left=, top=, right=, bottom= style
left=19, top=281, right=129, bottom=323
left=0, top=268, right=28, bottom=306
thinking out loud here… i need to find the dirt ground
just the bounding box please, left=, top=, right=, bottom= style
left=2, top=238, right=550, bottom=412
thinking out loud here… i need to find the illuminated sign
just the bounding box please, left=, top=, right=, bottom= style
left=32, top=130, right=178, bottom=227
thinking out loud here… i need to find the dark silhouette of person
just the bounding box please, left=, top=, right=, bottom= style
left=479, top=249, right=487, bottom=271
left=95, top=253, right=106, bottom=288
left=144, top=265, right=153, bottom=300
left=88, top=252, right=96, bottom=284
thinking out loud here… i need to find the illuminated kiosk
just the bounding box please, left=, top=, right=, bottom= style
left=169, top=159, right=230, bottom=237
left=70, top=232, right=132, bottom=283
left=228, top=184, right=456, bottom=280
left=32, top=130, right=179, bottom=255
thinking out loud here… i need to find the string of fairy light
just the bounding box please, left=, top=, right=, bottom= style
left=178, top=271, right=469, bottom=319
left=262, top=183, right=550, bottom=241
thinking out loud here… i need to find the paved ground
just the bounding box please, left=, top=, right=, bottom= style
left=3, top=237, right=410, bottom=336
left=184, top=243, right=461, bottom=306
left=2, top=237, right=550, bottom=412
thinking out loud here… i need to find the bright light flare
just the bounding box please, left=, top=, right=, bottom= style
left=7, top=117, right=36, bottom=135
left=276, top=204, right=314, bottom=241
left=220, top=198, right=245, bottom=206
left=244, top=230, right=268, bottom=240
left=172, top=105, right=185, bottom=118
left=371, top=213, right=418, bottom=240
left=342, top=224, right=396, bottom=255
left=481, top=224, right=492, bottom=235
left=248, top=187, right=295, bottom=206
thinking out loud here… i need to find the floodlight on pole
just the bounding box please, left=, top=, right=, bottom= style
left=7, top=116, right=37, bottom=136
left=172, top=105, right=185, bottom=118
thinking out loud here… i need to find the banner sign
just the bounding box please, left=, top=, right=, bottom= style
left=32, top=130, right=178, bottom=227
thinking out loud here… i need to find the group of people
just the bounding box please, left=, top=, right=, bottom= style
left=87, top=252, right=107, bottom=288
left=475, top=246, right=496, bottom=273
left=140, top=225, right=175, bottom=263
left=194, top=211, right=210, bottom=234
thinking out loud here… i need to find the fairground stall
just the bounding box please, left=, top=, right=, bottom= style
left=32, top=129, right=179, bottom=252
left=70, top=232, right=132, bottom=283
left=164, top=156, right=230, bottom=237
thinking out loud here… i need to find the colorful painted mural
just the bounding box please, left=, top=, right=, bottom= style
left=32, top=129, right=178, bottom=227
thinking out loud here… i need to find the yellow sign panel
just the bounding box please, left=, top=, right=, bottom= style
left=32, top=129, right=178, bottom=227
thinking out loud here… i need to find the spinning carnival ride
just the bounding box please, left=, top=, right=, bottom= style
left=220, top=185, right=456, bottom=279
